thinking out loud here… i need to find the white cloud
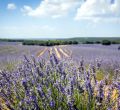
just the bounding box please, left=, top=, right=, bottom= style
left=75, top=0, right=120, bottom=22
left=21, top=0, right=81, bottom=18
left=7, top=3, right=16, bottom=10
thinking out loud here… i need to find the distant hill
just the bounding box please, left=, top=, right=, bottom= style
left=66, top=37, right=120, bottom=43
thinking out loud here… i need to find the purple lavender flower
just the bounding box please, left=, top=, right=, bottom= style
left=37, top=86, right=45, bottom=98
left=50, top=100, right=55, bottom=107
left=53, top=53, right=59, bottom=65
left=96, top=81, right=104, bottom=106
left=84, top=71, right=93, bottom=98
left=22, top=79, right=28, bottom=90
left=0, top=51, right=120, bottom=109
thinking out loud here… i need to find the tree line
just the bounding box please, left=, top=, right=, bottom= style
left=83, top=40, right=120, bottom=45
left=0, top=38, right=120, bottom=46
left=22, top=40, right=78, bottom=46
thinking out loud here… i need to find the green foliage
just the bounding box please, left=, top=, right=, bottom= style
left=102, top=40, right=111, bottom=45
left=95, top=41, right=101, bottom=44
left=22, top=40, right=78, bottom=46
left=69, top=37, right=120, bottom=44
left=84, top=41, right=94, bottom=44
left=0, top=37, right=120, bottom=46
left=0, top=61, right=17, bottom=71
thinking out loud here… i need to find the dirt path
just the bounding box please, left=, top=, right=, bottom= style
left=54, top=47, right=61, bottom=59
left=49, top=47, right=53, bottom=55
left=0, top=98, right=10, bottom=110
left=37, top=48, right=47, bottom=57
left=36, top=46, right=72, bottom=59
left=59, top=48, right=69, bottom=57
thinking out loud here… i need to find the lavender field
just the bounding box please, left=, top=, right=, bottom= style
left=0, top=43, right=120, bottom=110
left=1, top=0, right=120, bottom=109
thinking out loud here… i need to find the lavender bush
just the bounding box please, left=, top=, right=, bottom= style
left=0, top=53, right=120, bottom=110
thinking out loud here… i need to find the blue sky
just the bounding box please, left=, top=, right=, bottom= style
left=0, top=0, right=120, bottom=39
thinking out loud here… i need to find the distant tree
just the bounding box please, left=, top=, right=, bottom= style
left=85, top=41, right=94, bottom=44
left=72, top=41, right=78, bottom=44
left=22, top=39, right=78, bottom=46
left=68, top=41, right=73, bottom=44
left=111, top=41, right=117, bottom=44
left=102, top=40, right=111, bottom=45
left=96, top=41, right=101, bottom=44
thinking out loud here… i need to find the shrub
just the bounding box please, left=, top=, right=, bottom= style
left=102, top=40, right=111, bottom=45
left=95, top=41, right=101, bottom=44
left=85, top=41, right=94, bottom=44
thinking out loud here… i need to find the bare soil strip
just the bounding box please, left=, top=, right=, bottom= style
left=37, top=48, right=47, bottom=57
left=59, top=48, right=70, bottom=57
left=36, top=46, right=71, bottom=59
left=50, top=47, right=53, bottom=55
left=54, top=47, right=61, bottom=59
left=48, top=47, right=53, bottom=58
left=0, top=98, right=10, bottom=110
left=64, top=48, right=72, bottom=57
